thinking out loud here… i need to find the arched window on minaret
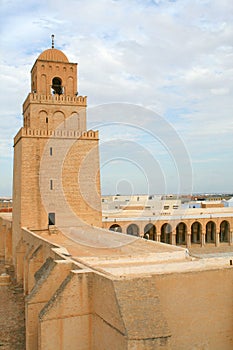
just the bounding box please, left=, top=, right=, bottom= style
left=52, top=77, right=63, bottom=95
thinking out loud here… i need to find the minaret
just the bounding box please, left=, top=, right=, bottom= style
left=12, top=37, right=102, bottom=256
left=24, top=35, right=86, bottom=131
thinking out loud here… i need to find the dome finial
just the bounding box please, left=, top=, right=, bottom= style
left=51, top=34, right=55, bottom=49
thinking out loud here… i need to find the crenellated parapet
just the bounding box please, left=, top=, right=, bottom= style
left=14, top=128, right=99, bottom=146
left=23, top=93, right=87, bottom=112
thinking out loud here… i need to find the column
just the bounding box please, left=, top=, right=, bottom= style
left=171, top=231, right=176, bottom=245
left=187, top=232, right=191, bottom=248
left=215, top=231, right=220, bottom=247
left=230, top=231, right=233, bottom=246
left=201, top=233, right=205, bottom=247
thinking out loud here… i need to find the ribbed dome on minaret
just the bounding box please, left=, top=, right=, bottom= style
left=37, top=48, right=69, bottom=63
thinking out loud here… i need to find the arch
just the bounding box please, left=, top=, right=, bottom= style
left=127, top=224, right=139, bottom=236
left=52, top=111, right=65, bottom=127
left=65, top=112, right=80, bottom=130
left=67, top=76, right=74, bottom=95
left=109, top=224, right=122, bottom=233
left=52, top=77, right=63, bottom=95
left=176, top=222, right=187, bottom=245
left=191, top=221, right=201, bottom=244
left=38, top=110, right=48, bottom=129
left=220, top=220, right=230, bottom=243
left=41, top=74, right=46, bottom=94
left=144, top=223, right=156, bottom=240
left=205, top=221, right=216, bottom=243
left=161, top=223, right=172, bottom=244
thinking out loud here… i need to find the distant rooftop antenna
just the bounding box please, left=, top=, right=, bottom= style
left=51, top=34, right=55, bottom=48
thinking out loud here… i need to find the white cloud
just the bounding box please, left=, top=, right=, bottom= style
left=0, top=0, right=233, bottom=195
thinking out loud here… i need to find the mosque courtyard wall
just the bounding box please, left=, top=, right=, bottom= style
left=1, top=41, right=232, bottom=349
left=0, top=214, right=233, bottom=349
left=103, top=210, right=233, bottom=247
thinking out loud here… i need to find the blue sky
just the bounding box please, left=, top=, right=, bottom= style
left=0, top=0, right=233, bottom=196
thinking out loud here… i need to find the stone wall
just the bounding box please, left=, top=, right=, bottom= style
left=154, top=268, right=233, bottom=349
left=0, top=216, right=233, bottom=349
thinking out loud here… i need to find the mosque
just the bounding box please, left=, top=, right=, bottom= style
left=0, top=39, right=233, bottom=349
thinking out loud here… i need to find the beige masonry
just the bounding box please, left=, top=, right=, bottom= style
left=102, top=213, right=233, bottom=247
left=1, top=217, right=233, bottom=349
left=1, top=44, right=233, bottom=350
left=12, top=46, right=102, bottom=259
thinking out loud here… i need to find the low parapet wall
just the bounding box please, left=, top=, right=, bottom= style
left=0, top=214, right=233, bottom=350
left=14, top=127, right=99, bottom=145
left=23, top=93, right=87, bottom=111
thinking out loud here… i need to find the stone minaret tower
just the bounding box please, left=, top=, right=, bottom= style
left=12, top=37, right=102, bottom=255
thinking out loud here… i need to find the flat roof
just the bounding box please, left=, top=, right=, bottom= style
left=2, top=213, right=232, bottom=279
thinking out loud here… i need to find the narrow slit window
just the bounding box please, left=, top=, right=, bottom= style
left=48, top=213, right=55, bottom=225
left=50, top=147, right=53, bottom=156
left=50, top=179, right=53, bottom=190
left=46, top=117, right=48, bottom=123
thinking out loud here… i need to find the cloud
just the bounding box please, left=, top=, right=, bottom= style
left=0, top=0, right=233, bottom=195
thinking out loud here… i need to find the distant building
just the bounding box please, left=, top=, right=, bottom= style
left=102, top=195, right=233, bottom=246
left=101, top=194, right=181, bottom=212
left=226, top=197, right=233, bottom=207
left=0, top=197, right=12, bottom=212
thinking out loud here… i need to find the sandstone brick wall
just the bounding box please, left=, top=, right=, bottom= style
left=154, top=268, right=233, bottom=350
left=1, top=216, right=233, bottom=349
left=12, top=131, right=102, bottom=255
